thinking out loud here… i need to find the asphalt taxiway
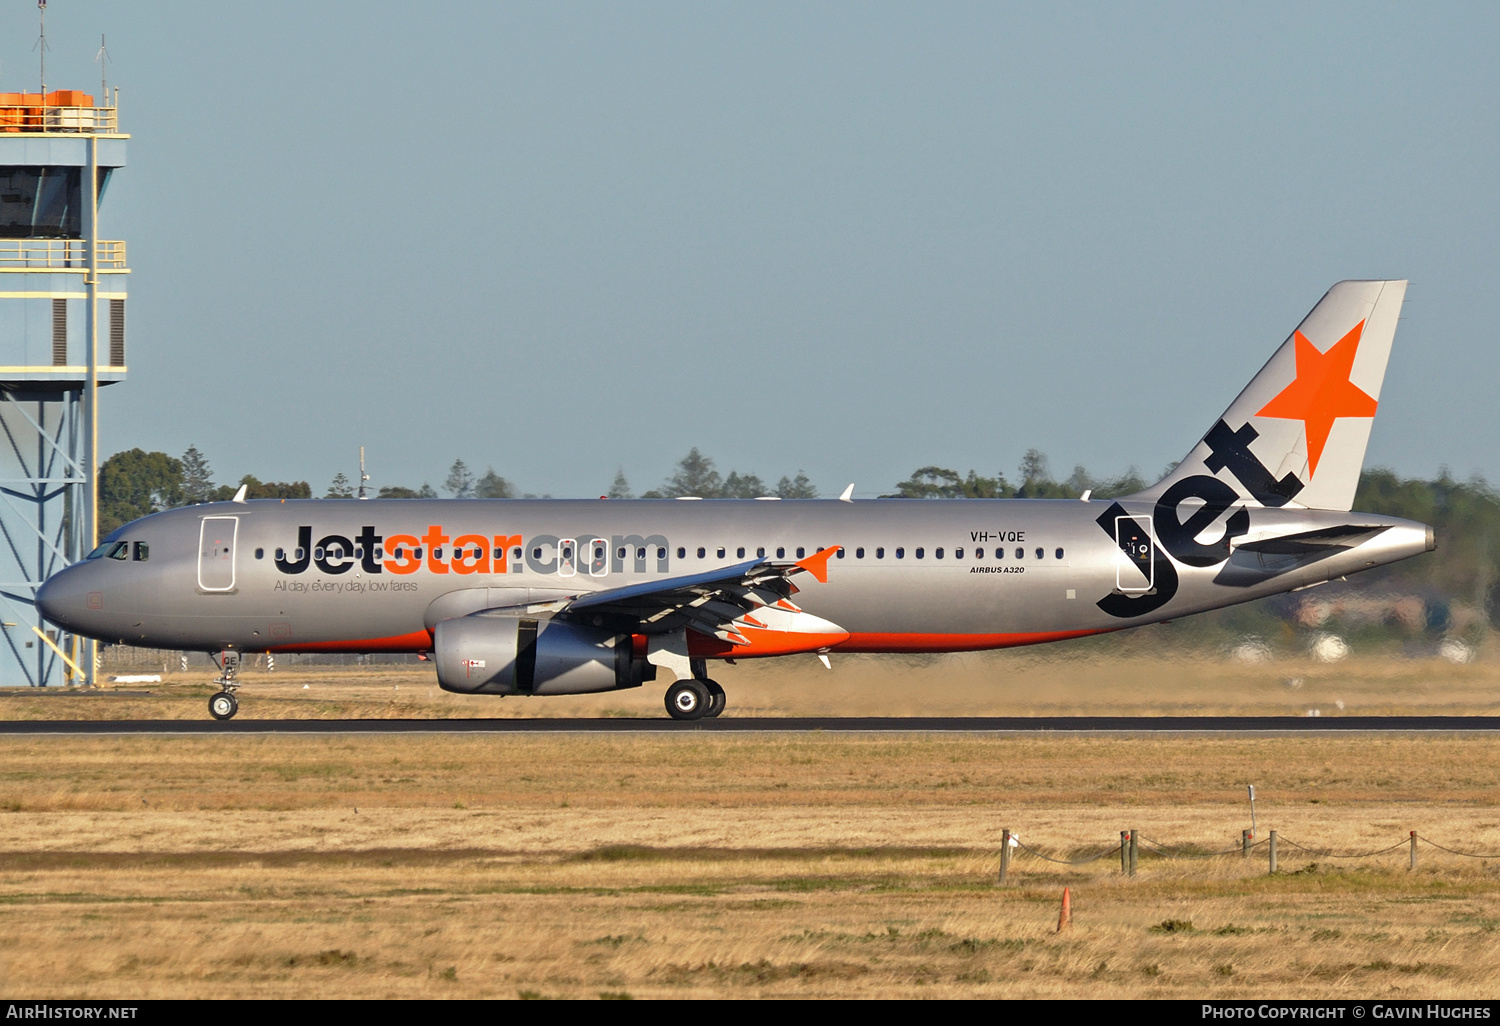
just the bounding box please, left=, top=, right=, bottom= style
left=1, top=716, right=1498, bottom=734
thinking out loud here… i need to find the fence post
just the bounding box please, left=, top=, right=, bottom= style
left=1242, top=829, right=1251, bottom=858
left=1129, top=828, right=1138, bottom=877
left=1268, top=830, right=1277, bottom=874
left=999, top=829, right=1011, bottom=884
left=1120, top=831, right=1129, bottom=875
left=1410, top=830, right=1417, bottom=872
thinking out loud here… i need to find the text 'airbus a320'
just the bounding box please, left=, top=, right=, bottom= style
left=39, top=280, right=1432, bottom=720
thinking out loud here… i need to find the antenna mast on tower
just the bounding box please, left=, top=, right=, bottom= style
left=34, top=1, right=49, bottom=96
left=96, top=35, right=111, bottom=103
left=358, top=447, right=370, bottom=499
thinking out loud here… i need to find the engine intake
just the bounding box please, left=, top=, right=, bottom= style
left=434, top=613, right=648, bottom=695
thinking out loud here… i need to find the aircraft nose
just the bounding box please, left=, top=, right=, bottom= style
left=36, top=566, right=93, bottom=633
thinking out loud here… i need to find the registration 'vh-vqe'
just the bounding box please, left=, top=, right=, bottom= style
left=39, top=281, right=1433, bottom=720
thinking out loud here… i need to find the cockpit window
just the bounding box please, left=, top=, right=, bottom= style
left=133, top=542, right=149, bottom=562
left=87, top=541, right=129, bottom=560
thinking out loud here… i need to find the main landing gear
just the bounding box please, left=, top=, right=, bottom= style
left=208, top=650, right=241, bottom=721
left=664, top=659, right=727, bottom=721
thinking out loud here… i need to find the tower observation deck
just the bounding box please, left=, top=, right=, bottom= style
left=0, top=90, right=127, bottom=685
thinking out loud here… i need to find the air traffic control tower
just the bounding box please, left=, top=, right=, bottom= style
left=0, top=90, right=127, bottom=686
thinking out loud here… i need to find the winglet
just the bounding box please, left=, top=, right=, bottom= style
left=794, top=545, right=842, bottom=584
left=839, top=483, right=854, bottom=503
left=231, top=484, right=249, bottom=504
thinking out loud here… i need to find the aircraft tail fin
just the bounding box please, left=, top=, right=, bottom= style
left=1131, top=279, right=1407, bottom=513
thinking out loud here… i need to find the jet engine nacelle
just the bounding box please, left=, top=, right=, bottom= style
left=433, top=613, right=646, bottom=696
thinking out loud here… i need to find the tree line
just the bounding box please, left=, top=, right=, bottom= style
left=96, top=443, right=1500, bottom=624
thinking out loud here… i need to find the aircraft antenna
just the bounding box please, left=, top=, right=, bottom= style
left=33, top=1, right=49, bottom=97
left=358, top=447, right=370, bottom=499
left=96, top=34, right=111, bottom=104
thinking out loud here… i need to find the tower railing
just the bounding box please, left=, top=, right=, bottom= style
left=0, top=104, right=119, bottom=135
left=0, top=240, right=126, bottom=270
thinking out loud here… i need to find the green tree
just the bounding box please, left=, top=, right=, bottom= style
left=98, top=449, right=185, bottom=537
left=326, top=472, right=354, bottom=498
left=377, top=485, right=422, bottom=498
left=657, top=448, right=722, bottom=498
left=607, top=468, right=633, bottom=499
left=180, top=445, right=215, bottom=503
left=775, top=471, right=818, bottom=499
left=474, top=468, right=513, bottom=499
left=445, top=459, right=475, bottom=498
left=209, top=475, right=311, bottom=501
left=883, top=467, right=1011, bottom=498
left=722, top=470, right=767, bottom=498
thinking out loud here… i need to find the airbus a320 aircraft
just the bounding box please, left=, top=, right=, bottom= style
left=38, top=281, right=1432, bottom=721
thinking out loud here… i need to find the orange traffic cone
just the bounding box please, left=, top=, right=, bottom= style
left=1057, top=887, right=1072, bottom=932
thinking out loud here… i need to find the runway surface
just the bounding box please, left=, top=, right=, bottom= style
left=2, top=716, right=1499, bottom=734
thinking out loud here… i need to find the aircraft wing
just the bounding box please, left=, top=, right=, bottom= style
left=561, top=547, right=840, bottom=646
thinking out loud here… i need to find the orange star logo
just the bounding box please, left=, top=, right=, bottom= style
left=1256, top=320, right=1377, bottom=478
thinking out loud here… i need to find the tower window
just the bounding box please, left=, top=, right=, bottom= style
left=109, top=299, right=126, bottom=367
left=52, top=299, right=67, bottom=366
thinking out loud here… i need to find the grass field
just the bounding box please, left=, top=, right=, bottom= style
left=7, top=639, right=1500, bottom=720
left=0, top=650, right=1498, bottom=998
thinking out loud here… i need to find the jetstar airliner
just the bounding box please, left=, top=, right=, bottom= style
left=38, top=281, right=1433, bottom=721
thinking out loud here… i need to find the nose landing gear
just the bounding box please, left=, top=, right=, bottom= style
left=208, top=650, right=241, bottom=721
left=209, top=690, right=238, bottom=720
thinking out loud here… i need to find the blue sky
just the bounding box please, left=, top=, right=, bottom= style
left=8, top=2, right=1498, bottom=497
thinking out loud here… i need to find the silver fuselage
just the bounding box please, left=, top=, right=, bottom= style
left=37, top=496, right=1432, bottom=656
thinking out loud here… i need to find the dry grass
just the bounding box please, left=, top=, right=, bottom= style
left=1, top=731, right=1499, bottom=997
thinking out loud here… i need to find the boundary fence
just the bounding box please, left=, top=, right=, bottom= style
left=997, top=827, right=1500, bottom=882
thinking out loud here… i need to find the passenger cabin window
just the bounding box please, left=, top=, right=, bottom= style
left=697, top=547, right=706, bottom=558
left=657, top=546, right=666, bottom=559
left=835, top=547, right=844, bottom=558
left=776, top=547, right=785, bottom=558
left=935, top=547, right=944, bottom=559
left=856, top=547, right=865, bottom=558
left=717, top=547, right=726, bottom=559
left=253, top=547, right=262, bottom=561
left=1036, top=547, right=1044, bottom=560
left=1056, top=547, right=1065, bottom=559
left=796, top=547, right=805, bottom=558
left=916, top=547, right=925, bottom=559
left=954, top=547, right=963, bottom=559
left=1015, top=547, right=1024, bottom=559
left=895, top=547, right=905, bottom=559
left=757, top=547, right=765, bottom=558
left=876, top=547, right=884, bottom=559
left=737, top=547, right=745, bottom=558
left=677, top=547, right=686, bottom=559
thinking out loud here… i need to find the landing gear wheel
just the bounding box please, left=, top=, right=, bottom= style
left=665, top=680, right=710, bottom=721
left=209, top=691, right=239, bottom=721
left=703, top=680, right=726, bottom=718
